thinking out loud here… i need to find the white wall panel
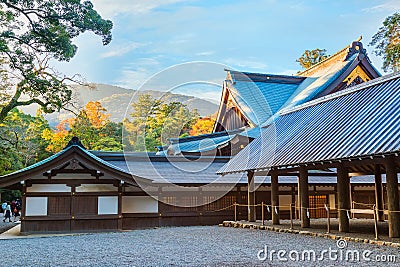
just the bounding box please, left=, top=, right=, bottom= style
left=25, top=197, right=48, bottom=216
left=122, top=196, right=158, bottom=213
left=98, top=196, right=118, bottom=215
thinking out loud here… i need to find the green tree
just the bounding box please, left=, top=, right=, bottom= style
left=125, top=94, right=200, bottom=151
left=71, top=113, right=123, bottom=151
left=297, top=49, right=329, bottom=69
left=370, top=12, right=400, bottom=72
left=0, top=108, right=51, bottom=174
left=0, top=0, right=113, bottom=122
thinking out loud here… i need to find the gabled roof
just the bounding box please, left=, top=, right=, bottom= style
left=225, top=72, right=304, bottom=126
left=280, top=41, right=381, bottom=111
left=215, top=40, right=381, bottom=132
left=218, top=71, right=400, bottom=175
left=0, top=145, right=143, bottom=187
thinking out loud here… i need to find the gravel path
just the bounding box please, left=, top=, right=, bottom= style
left=0, top=226, right=399, bottom=266
left=0, top=221, right=17, bottom=233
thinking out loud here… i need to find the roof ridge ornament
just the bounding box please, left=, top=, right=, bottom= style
left=64, top=136, right=86, bottom=150
left=345, top=41, right=367, bottom=61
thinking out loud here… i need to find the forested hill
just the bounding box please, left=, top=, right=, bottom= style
left=22, top=83, right=220, bottom=125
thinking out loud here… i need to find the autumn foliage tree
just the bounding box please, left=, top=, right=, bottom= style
left=42, top=118, right=73, bottom=153
left=84, top=101, right=111, bottom=128
left=189, top=117, right=216, bottom=136
left=43, top=101, right=122, bottom=152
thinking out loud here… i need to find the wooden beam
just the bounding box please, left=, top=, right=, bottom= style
left=247, top=170, right=256, bottom=222
left=337, top=165, right=350, bottom=233
left=374, top=165, right=384, bottom=221
left=385, top=156, right=400, bottom=238
left=271, top=172, right=280, bottom=225
left=299, top=166, right=310, bottom=228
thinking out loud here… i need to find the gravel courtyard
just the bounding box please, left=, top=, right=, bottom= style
left=0, top=226, right=399, bottom=266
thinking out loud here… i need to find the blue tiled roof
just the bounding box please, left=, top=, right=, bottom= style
left=227, top=45, right=379, bottom=130
left=170, top=134, right=235, bottom=154
left=218, top=72, right=400, bottom=174
left=227, top=79, right=299, bottom=126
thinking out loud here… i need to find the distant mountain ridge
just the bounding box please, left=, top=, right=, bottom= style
left=22, top=83, right=220, bottom=126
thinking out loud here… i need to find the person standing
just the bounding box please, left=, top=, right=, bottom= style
left=13, top=206, right=20, bottom=223
left=1, top=201, right=7, bottom=218
left=3, top=202, right=12, bottom=222
left=10, top=200, right=16, bottom=217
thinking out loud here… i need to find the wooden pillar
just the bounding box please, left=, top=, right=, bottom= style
left=337, top=165, right=350, bottom=233
left=299, top=166, right=310, bottom=228
left=157, top=186, right=163, bottom=226
left=71, top=185, right=76, bottom=231
left=21, top=183, right=27, bottom=233
left=291, top=186, right=296, bottom=220
left=196, top=187, right=202, bottom=224
left=385, top=156, right=400, bottom=238
left=374, top=165, right=384, bottom=221
left=271, top=172, right=280, bottom=225
left=247, top=170, right=256, bottom=222
left=117, top=183, right=123, bottom=230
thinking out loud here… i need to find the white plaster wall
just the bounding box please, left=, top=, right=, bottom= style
left=98, top=196, right=118, bottom=215
left=27, top=184, right=70, bottom=193
left=25, top=197, right=48, bottom=216
left=122, top=196, right=158, bottom=213
left=76, top=184, right=117, bottom=192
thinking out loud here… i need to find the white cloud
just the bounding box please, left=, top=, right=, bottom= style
left=100, top=42, right=145, bottom=58
left=91, top=0, right=191, bottom=17
left=115, top=68, right=152, bottom=90
left=223, top=58, right=268, bottom=72
left=195, top=51, right=215, bottom=56
left=175, top=88, right=222, bottom=103
left=362, top=0, right=400, bottom=13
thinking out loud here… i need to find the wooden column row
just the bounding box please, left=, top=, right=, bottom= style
left=246, top=156, right=399, bottom=238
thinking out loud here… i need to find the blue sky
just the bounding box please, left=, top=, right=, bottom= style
left=53, top=0, right=400, bottom=102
